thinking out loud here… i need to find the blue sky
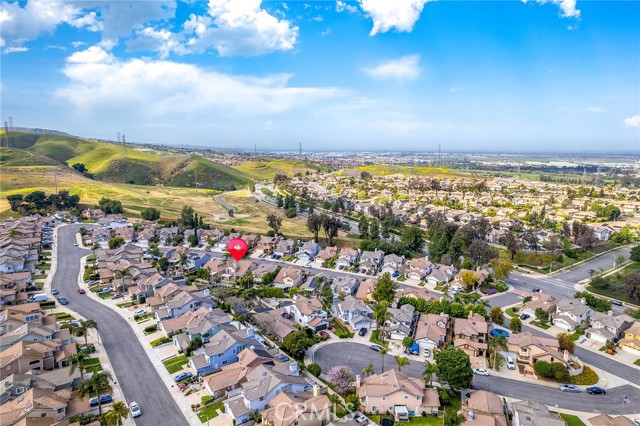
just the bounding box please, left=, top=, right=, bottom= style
left=1, top=0, right=639, bottom=152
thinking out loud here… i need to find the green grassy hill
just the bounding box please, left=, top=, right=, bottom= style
left=235, top=158, right=323, bottom=181
left=1, top=132, right=251, bottom=190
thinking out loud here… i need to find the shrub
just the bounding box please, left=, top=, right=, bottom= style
left=144, top=325, right=158, bottom=333
left=496, top=282, right=509, bottom=292
left=307, top=363, right=322, bottom=377
left=552, top=362, right=570, bottom=382
left=201, top=395, right=213, bottom=406
left=571, top=366, right=599, bottom=385
left=533, top=361, right=553, bottom=378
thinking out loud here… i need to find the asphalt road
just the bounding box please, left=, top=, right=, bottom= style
left=313, top=342, right=640, bottom=414
left=554, top=246, right=631, bottom=282
left=214, top=193, right=236, bottom=212
left=53, top=225, right=188, bottom=426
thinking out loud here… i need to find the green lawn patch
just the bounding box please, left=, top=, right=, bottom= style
left=33, top=274, right=47, bottom=279
left=370, top=414, right=442, bottom=425
left=634, top=359, right=640, bottom=367
left=116, top=301, right=136, bottom=308
left=98, top=292, right=113, bottom=299
left=51, top=312, right=75, bottom=321
left=505, top=308, right=518, bottom=318
left=530, top=320, right=551, bottom=330
left=558, top=413, right=586, bottom=426
left=197, top=401, right=224, bottom=423
left=135, top=313, right=155, bottom=323
left=332, top=319, right=354, bottom=339
left=163, top=355, right=189, bottom=374
left=82, top=357, right=102, bottom=374
left=514, top=251, right=593, bottom=273
left=369, top=330, right=388, bottom=348
left=39, top=263, right=51, bottom=270
left=570, top=366, right=599, bottom=385
left=150, top=337, right=172, bottom=347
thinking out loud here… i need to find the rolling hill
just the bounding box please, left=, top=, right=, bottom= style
left=2, top=132, right=251, bottom=190
left=234, top=158, right=324, bottom=181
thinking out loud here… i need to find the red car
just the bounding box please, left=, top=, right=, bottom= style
left=319, top=331, right=330, bottom=339
left=77, top=288, right=86, bottom=294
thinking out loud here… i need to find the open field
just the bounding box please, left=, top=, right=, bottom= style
left=234, top=158, right=324, bottom=181
left=342, top=164, right=466, bottom=178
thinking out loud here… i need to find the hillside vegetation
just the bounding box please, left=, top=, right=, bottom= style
left=2, top=132, right=251, bottom=190
left=343, top=164, right=464, bottom=178
left=235, top=158, right=323, bottom=181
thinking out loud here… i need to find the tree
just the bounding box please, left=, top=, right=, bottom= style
left=236, top=271, right=255, bottom=289
left=631, top=245, right=640, bottom=263
left=372, top=273, right=396, bottom=304
left=422, top=361, right=437, bottom=387
left=74, top=319, right=97, bottom=347
left=521, top=229, right=539, bottom=252
left=543, top=235, right=563, bottom=255
left=557, top=332, right=575, bottom=354
left=67, top=350, right=89, bottom=383
left=326, top=365, right=355, bottom=395
left=6, top=194, right=23, bottom=211
left=322, top=215, right=340, bottom=245
left=307, top=213, right=323, bottom=242
left=434, top=348, right=473, bottom=391
left=307, top=363, right=322, bottom=377
left=188, top=233, right=198, bottom=247
left=491, top=257, right=513, bottom=280
left=460, top=270, right=478, bottom=290
left=361, top=363, right=375, bottom=377
left=489, top=336, right=507, bottom=370
left=395, top=355, right=410, bottom=372
left=80, top=371, right=113, bottom=415
left=447, top=228, right=465, bottom=265
left=369, top=220, right=380, bottom=240
left=401, top=226, right=425, bottom=253
left=577, top=227, right=598, bottom=251
left=108, top=237, right=125, bottom=249
left=534, top=308, right=549, bottom=323
left=180, top=205, right=196, bottom=228
left=509, top=317, right=522, bottom=333
left=266, top=213, right=283, bottom=235
left=466, top=240, right=498, bottom=268
left=428, top=224, right=449, bottom=262
left=358, top=216, right=369, bottom=240
left=281, top=330, right=309, bottom=357
left=461, top=218, right=491, bottom=244
left=533, top=360, right=554, bottom=379
left=624, top=272, right=640, bottom=303
left=141, top=207, right=161, bottom=221
left=402, top=336, right=414, bottom=349
left=504, top=231, right=519, bottom=260
left=98, top=198, right=123, bottom=214
left=490, top=307, right=504, bottom=325
left=104, top=401, right=129, bottom=426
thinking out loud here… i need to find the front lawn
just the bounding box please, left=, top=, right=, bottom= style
left=505, top=308, right=519, bottom=318
left=570, top=366, right=599, bottom=385
left=530, top=320, right=551, bottom=330
left=332, top=319, right=354, bottom=339
left=98, top=292, right=113, bottom=299
left=163, top=355, right=189, bottom=374
left=197, top=401, right=224, bottom=423
left=634, top=359, right=640, bottom=367
left=369, top=415, right=442, bottom=426
left=558, top=413, right=586, bottom=426
left=116, top=301, right=136, bottom=308
left=369, top=330, right=388, bottom=347
left=150, top=337, right=172, bottom=347
left=82, top=357, right=103, bottom=374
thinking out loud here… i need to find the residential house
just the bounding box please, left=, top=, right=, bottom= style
left=355, top=278, right=376, bottom=302
left=332, top=296, right=373, bottom=332
left=405, top=258, right=433, bottom=281
left=155, top=290, right=217, bottom=320
left=380, top=254, right=405, bottom=276
left=511, top=400, right=566, bottom=426
left=359, top=250, right=384, bottom=274
left=255, top=236, right=281, bottom=256
left=618, top=321, right=640, bottom=355
left=553, top=299, right=593, bottom=332
left=189, top=326, right=263, bottom=376
left=356, top=369, right=440, bottom=419
left=424, top=264, right=455, bottom=286
left=414, top=314, right=449, bottom=353
left=297, top=241, right=321, bottom=262
left=261, top=391, right=332, bottom=426
left=0, top=387, right=71, bottom=425
left=284, top=295, right=329, bottom=331
left=460, top=390, right=507, bottom=426
left=223, top=361, right=312, bottom=425
left=274, top=239, right=297, bottom=258
left=336, top=248, right=359, bottom=270
left=591, top=225, right=615, bottom=241
left=588, top=414, right=635, bottom=426
left=273, top=267, right=306, bottom=290
left=507, top=331, right=569, bottom=368
left=386, top=303, right=416, bottom=341
left=253, top=309, right=297, bottom=342
left=586, top=311, right=634, bottom=344
left=332, top=276, right=360, bottom=297
left=253, top=263, right=280, bottom=282
left=453, top=312, right=489, bottom=358
left=521, top=292, right=558, bottom=318
left=314, top=246, right=339, bottom=267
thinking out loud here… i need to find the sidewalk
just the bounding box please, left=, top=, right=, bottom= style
left=47, top=225, right=135, bottom=426
left=76, top=255, right=205, bottom=426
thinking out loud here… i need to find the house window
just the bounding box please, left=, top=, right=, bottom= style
left=417, top=396, right=421, bottom=401
left=259, top=396, right=265, bottom=401
left=382, top=397, right=385, bottom=401
left=404, top=396, right=408, bottom=400
left=372, top=406, right=378, bottom=412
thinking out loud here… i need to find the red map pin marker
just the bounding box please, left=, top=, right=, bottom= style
left=227, top=238, right=248, bottom=261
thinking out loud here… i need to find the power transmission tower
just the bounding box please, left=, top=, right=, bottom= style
left=254, top=144, right=257, bottom=155
left=53, top=169, right=58, bottom=194
left=122, top=134, right=127, bottom=158
left=117, top=132, right=121, bottom=143
left=8, top=117, right=13, bottom=129
left=3, top=121, right=9, bottom=147
left=299, top=142, right=302, bottom=156
left=194, top=169, right=200, bottom=189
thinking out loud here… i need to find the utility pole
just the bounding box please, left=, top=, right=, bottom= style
left=254, top=144, right=257, bottom=155
left=299, top=141, right=302, bottom=156
left=3, top=121, right=9, bottom=148
left=122, top=134, right=127, bottom=158
left=117, top=132, right=121, bottom=143
left=53, top=169, right=58, bottom=194
left=8, top=117, right=13, bottom=130
left=194, top=169, right=199, bottom=189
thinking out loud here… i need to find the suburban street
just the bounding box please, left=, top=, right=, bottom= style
left=553, top=246, right=632, bottom=282
left=313, top=342, right=640, bottom=415
left=53, top=225, right=189, bottom=426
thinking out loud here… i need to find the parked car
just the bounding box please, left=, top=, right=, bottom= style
left=77, top=288, right=86, bottom=294
left=473, top=368, right=489, bottom=376
left=587, top=386, right=606, bottom=395
left=490, top=329, right=510, bottom=338
left=51, top=289, right=59, bottom=295
left=577, top=335, right=587, bottom=343
left=506, top=357, right=516, bottom=370
left=58, top=296, right=68, bottom=305
left=560, top=384, right=580, bottom=393
left=391, top=272, right=400, bottom=278
left=174, top=372, right=193, bottom=383
left=73, top=242, right=79, bottom=246
left=532, top=288, right=542, bottom=293
left=90, top=394, right=113, bottom=406
left=485, top=288, right=498, bottom=296
left=111, top=293, right=124, bottom=300
left=519, top=314, right=530, bottom=320
left=134, top=309, right=147, bottom=316
left=449, top=286, right=462, bottom=295
left=97, top=288, right=111, bottom=296
left=369, top=344, right=383, bottom=352
left=319, top=331, right=330, bottom=339
left=358, top=328, right=368, bottom=337
left=130, top=402, right=142, bottom=417
left=612, top=300, right=623, bottom=306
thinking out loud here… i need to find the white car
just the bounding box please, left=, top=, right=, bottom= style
left=577, top=335, right=587, bottom=344
left=130, top=401, right=142, bottom=418
left=449, top=286, right=462, bottom=294
left=134, top=309, right=147, bottom=316
left=473, top=368, right=490, bottom=376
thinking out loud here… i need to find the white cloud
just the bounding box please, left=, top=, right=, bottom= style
left=55, top=46, right=340, bottom=118
left=71, top=41, right=86, bottom=48
left=3, top=46, right=28, bottom=53
left=449, top=87, right=463, bottom=93
left=358, top=0, right=431, bottom=36
left=585, top=106, right=604, bottom=113
left=336, top=1, right=358, bottom=14
left=557, top=106, right=606, bottom=113
left=522, top=0, right=581, bottom=18
left=624, top=115, right=640, bottom=129
left=263, top=120, right=274, bottom=129
left=363, top=55, right=421, bottom=81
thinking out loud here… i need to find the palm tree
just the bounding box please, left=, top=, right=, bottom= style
left=178, top=252, right=189, bottom=274
left=395, top=355, right=409, bottom=372
left=489, top=336, right=508, bottom=370
left=374, top=302, right=392, bottom=344
left=422, top=361, right=437, bottom=387
left=74, top=319, right=98, bottom=347
left=380, top=347, right=388, bottom=373
left=104, top=401, right=129, bottom=426
left=441, top=286, right=451, bottom=301
left=67, top=351, right=89, bottom=383
left=79, top=371, right=113, bottom=415
left=113, top=267, right=132, bottom=293
left=361, top=363, right=374, bottom=377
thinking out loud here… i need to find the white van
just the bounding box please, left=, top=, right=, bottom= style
left=507, top=356, right=516, bottom=370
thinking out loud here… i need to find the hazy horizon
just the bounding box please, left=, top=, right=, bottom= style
left=1, top=0, right=639, bottom=152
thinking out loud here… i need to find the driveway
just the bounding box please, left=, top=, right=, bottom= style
left=53, top=224, right=190, bottom=426
left=313, top=342, right=640, bottom=414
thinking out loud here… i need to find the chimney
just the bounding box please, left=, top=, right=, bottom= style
left=290, top=362, right=299, bottom=375
left=468, top=411, right=474, bottom=421
left=312, top=385, right=320, bottom=397
left=607, top=310, right=613, bottom=316
left=247, top=327, right=254, bottom=337
left=355, top=374, right=361, bottom=388
left=580, top=297, right=587, bottom=305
